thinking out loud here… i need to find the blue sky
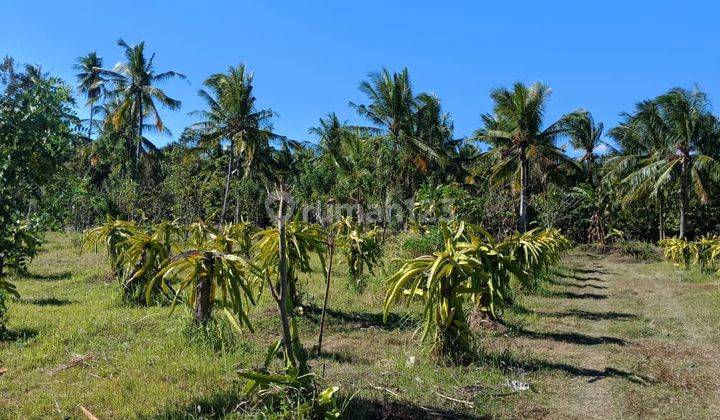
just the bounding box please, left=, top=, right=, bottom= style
left=2, top=0, right=719, bottom=155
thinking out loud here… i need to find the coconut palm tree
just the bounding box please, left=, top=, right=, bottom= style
left=350, top=68, right=450, bottom=195
left=309, top=113, right=346, bottom=151
left=606, top=102, right=670, bottom=239
left=73, top=52, right=105, bottom=138
left=475, top=82, right=570, bottom=232
left=350, top=68, right=415, bottom=143
left=191, top=64, right=280, bottom=223
left=101, top=39, right=185, bottom=162
left=560, top=110, right=608, bottom=243
left=561, top=110, right=606, bottom=185
left=608, top=88, right=720, bottom=239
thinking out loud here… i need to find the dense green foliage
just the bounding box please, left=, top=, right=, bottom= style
left=0, top=59, right=77, bottom=279
left=659, top=236, right=720, bottom=271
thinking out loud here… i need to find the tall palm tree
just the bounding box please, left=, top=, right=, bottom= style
left=310, top=112, right=380, bottom=170
left=607, top=88, right=720, bottom=239
left=350, top=68, right=415, bottom=143
left=74, top=52, right=105, bottom=138
left=309, top=113, right=347, bottom=164
left=606, top=102, right=669, bottom=239
left=561, top=110, right=607, bottom=243
left=414, top=93, right=459, bottom=174
left=561, top=110, right=606, bottom=185
left=101, top=39, right=185, bottom=162
left=191, top=64, right=278, bottom=223
left=475, top=82, right=570, bottom=232
left=350, top=68, right=449, bottom=195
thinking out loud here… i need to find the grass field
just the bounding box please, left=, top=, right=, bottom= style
left=2, top=233, right=720, bottom=418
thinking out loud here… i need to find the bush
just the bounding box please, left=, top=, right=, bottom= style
left=613, top=240, right=661, bottom=262
left=401, top=228, right=443, bottom=257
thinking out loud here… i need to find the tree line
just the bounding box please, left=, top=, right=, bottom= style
left=2, top=38, right=720, bottom=276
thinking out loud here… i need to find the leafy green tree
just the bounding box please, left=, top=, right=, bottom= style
left=351, top=68, right=415, bottom=143
left=0, top=67, right=77, bottom=277
left=476, top=82, right=571, bottom=232
left=309, top=117, right=386, bottom=206
left=561, top=110, right=605, bottom=185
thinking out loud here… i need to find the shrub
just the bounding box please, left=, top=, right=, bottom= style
left=613, top=240, right=660, bottom=262
left=1, top=221, right=43, bottom=275
left=401, top=227, right=443, bottom=257
left=659, top=236, right=720, bottom=272
left=331, top=218, right=383, bottom=285
left=253, top=221, right=327, bottom=308
left=498, top=227, right=572, bottom=291
left=659, top=237, right=699, bottom=269
left=384, top=222, right=523, bottom=364
left=240, top=344, right=345, bottom=419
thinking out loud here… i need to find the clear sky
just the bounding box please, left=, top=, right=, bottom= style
left=2, top=0, right=719, bottom=155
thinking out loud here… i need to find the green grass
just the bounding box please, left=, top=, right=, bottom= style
left=2, top=233, right=720, bottom=418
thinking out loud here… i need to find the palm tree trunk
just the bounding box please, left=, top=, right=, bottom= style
left=658, top=194, right=666, bottom=240
left=219, top=138, right=234, bottom=225
left=136, top=98, right=143, bottom=162
left=679, top=157, right=689, bottom=239
left=88, top=105, right=94, bottom=139
left=234, top=192, right=240, bottom=224
left=519, top=147, right=529, bottom=233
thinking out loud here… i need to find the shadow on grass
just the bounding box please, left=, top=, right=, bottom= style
left=541, top=309, right=637, bottom=321
left=549, top=267, right=605, bottom=283
left=19, top=271, right=73, bottom=281
left=146, top=387, right=246, bottom=419
left=567, top=282, right=608, bottom=290
left=0, top=327, right=38, bottom=343
left=481, top=350, right=648, bottom=385
left=547, top=290, right=607, bottom=300
left=345, top=396, right=485, bottom=420
left=508, top=304, right=534, bottom=316
left=512, top=327, right=627, bottom=346
left=546, top=277, right=607, bottom=290
left=316, top=350, right=365, bottom=364
left=149, top=391, right=483, bottom=419
left=530, top=361, right=645, bottom=385
left=18, top=297, right=77, bottom=306
left=573, top=267, right=613, bottom=275
left=303, top=305, right=417, bottom=331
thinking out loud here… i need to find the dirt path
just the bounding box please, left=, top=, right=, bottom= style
left=498, top=251, right=720, bottom=419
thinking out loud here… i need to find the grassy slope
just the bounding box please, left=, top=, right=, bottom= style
left=1, top=233, right=720, bottom=418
